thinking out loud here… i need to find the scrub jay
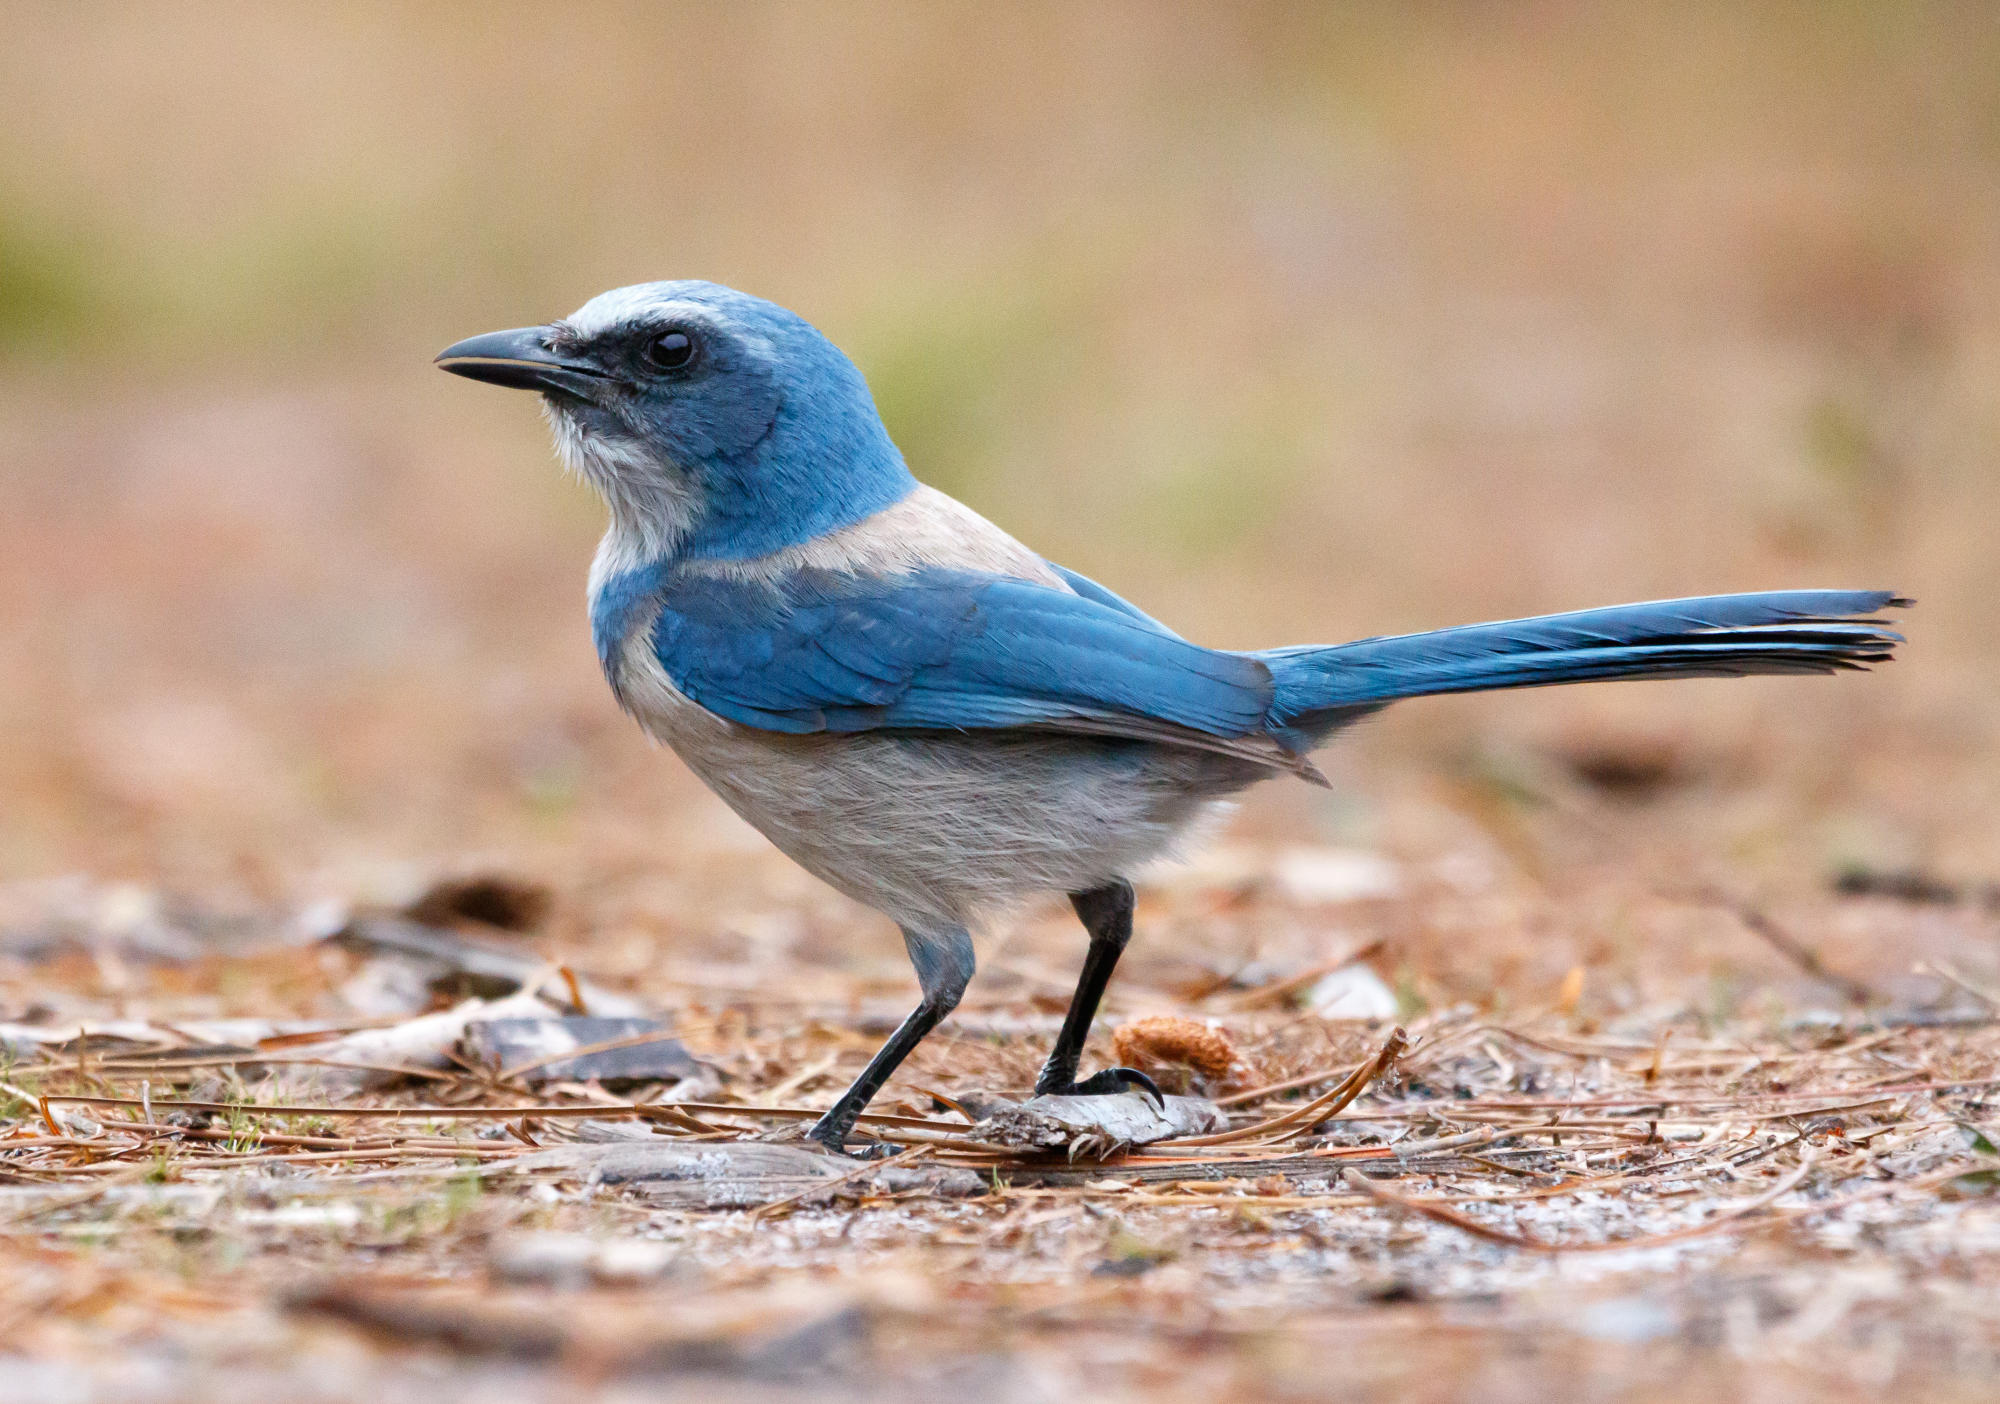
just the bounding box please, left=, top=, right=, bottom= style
left=438, top=280, right=1906, bottom=1152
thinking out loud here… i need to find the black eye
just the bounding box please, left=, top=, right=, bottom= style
left=645, top=330, right=696, bottom=372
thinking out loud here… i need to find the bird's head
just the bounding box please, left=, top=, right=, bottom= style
left=438, top=281, right=915, bottom=561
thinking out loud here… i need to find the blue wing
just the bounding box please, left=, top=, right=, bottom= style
left=1045, top=564, right=1183, bottom=636
left=648, top=566, right=1276, bottom=744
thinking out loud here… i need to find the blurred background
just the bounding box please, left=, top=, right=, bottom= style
left=2, top=1, right=1995, bottom=1008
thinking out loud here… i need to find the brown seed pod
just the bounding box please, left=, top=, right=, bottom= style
left=1111, top=1015, right=1240, bottom=1085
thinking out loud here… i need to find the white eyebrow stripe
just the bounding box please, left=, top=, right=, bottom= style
left=565, top=285, right=680, bottom=338
left=566, top=286, right=722, bottom=335
left=562, top=293, right=784, bottom=365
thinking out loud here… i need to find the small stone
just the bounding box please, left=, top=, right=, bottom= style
left=1307, top=964, right=1399, bottom=1020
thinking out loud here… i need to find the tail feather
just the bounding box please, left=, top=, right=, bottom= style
left=1261, top=590, right=1908, bottom=741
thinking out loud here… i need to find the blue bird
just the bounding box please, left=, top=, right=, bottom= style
left=438, top=281, right=1908, bottom=1153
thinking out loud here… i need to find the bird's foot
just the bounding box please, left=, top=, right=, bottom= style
left=1035, top=1066, right=1165, bottom=1110
left=803, top=1123, right=903, bottom=1160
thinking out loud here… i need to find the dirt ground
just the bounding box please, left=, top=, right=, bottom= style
left=2, top=5, right=1998, bottom=1401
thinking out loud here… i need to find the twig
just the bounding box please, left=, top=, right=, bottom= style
left=34, top=1093, right=966, bottom=1134
left=1709, top=894, right=1876, bottom=1005
left=1216, top=1060, right=1375, bottom=1109
left=1175, top=1027, right=1406, bottom=1147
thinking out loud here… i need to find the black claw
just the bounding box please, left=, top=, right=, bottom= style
left=1051, top=1066, right=1166, bottom=1111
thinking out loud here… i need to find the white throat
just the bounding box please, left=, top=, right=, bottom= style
left=544, top=400, right=699, bottom=595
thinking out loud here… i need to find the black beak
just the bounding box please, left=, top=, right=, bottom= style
left=435, top=326, right=608, bottom=398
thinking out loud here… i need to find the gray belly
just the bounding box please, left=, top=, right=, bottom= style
left=615, top=635, right=1269, bottom=929
left=706, top=730, right=1266, bottom=926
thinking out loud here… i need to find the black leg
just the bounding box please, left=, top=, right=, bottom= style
left=1034, top=880, right=1162, bottom=1105
left=808, top=924, right=973, bottom=1154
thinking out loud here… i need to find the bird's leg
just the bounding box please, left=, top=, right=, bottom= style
left=1033, top=880, right=1163, bottom=1107
left=807, top=924, right=972, bottom=1155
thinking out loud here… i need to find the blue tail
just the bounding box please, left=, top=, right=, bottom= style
left=1258, top=590, right=1909, bottom=746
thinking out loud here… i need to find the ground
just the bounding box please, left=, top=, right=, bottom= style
left=3, top=828, right=1999, bottom=1403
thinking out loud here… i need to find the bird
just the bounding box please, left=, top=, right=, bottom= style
left=438, top=280, right=1907, bottom=1154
